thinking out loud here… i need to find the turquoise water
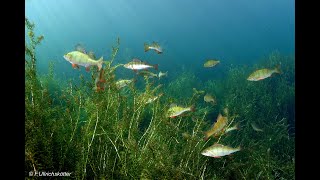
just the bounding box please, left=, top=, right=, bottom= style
left=26, top=0, right=294, bottom=75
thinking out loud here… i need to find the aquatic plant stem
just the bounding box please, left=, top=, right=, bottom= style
left=107, top=135, right=121, bottom=165
left=100, top=127, right=122, bottom=169
left=128, top=97, right=144, bottom=140
left=184, top=112, right=206, bottom=168
left=193, top=112, right=207, bottom=137
left=58, top=93, right=82, bottom=171
left=70, top=93, right=82, bottom=143
left=185, top=140, right=201, bottom=168
left=89, top=109, right=99, bottom=149
left=138, top=99, right=159, bottom=146
left=200, top=164, right=206, bottom=180
left=142, top=106, right=166, bottom=152
left=81, top=107, right=99, bottom=179
left=30, top=86, right=35, bottom=108
left=26, top=151, right=37, bottom=173
left=86, top=109, right=100, bottom=177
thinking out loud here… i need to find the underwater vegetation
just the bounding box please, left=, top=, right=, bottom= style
left=25, top=18, right=294, bottom=179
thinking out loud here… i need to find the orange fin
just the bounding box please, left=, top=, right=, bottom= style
left=86, top=66, right=90, bottom=72
left=72, top=63, right=79, bottom=69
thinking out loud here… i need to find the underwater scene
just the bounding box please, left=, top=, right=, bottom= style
left=25, top=0, right=295, bottom=179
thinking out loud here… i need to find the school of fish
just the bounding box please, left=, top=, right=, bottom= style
left=63, top=41, right=284, bottom=159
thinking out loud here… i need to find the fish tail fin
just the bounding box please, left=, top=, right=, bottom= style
left=274, top=64, right=281, bottom=74
left=203, top=132, right=209, bottom=141
left=153, top=64, right=158, bottom=70
left=234, top=122, right=240, bottom=130
left=190, top=105, right=196, bottom=112
left=159, top=71, right=166, bottom=79
left=132, top=77, right=138, bottom=84
left=144, top=43, right=150, bottom=52
left=97, top=57, right=104, bottom=71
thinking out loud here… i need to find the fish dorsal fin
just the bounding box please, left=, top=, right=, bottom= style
left=170, top=103, right=177, bottom=108
left=152, top=41, right=157, bottom=45
left=75, top=43, right=87, bottom=54
left=132, top=58, right=141, bottom=63
left=214, top=114, right=228, bottom=128
left=212, top=143, right=224, bottom=148
left=216, top=113, right=223, bottom=121
left=88, top=51, right=96, bottom=59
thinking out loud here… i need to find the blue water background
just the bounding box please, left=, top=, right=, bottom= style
left=26, top=0, right=294, bottom=80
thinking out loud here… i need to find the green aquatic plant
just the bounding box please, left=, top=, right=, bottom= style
left=208, top=52, right=295, bottom=179
left=25, top=17, right=54, bottom=173
left=165, top=70, right=203, bottom=105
